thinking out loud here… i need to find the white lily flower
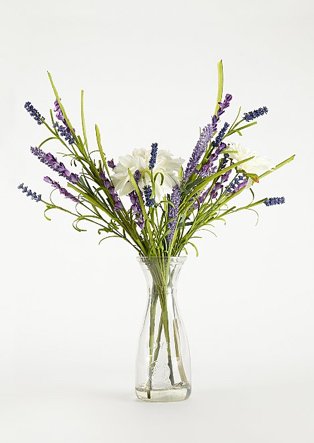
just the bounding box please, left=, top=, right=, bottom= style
left=111, top=148, right=184, bottom=200
left=228, top=143, right=274, bottom=176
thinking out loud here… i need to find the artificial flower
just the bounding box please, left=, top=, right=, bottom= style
left=228, top=143, right=274, bottom=176
left=111, top=148, right=184, bottom=200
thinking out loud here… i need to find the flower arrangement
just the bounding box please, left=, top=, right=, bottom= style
left=20, top=62, right=293, bottom=256
left=19, top=61, right=294, bottom=401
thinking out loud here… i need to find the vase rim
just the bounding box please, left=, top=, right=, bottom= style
left=137, top=255, right=187, bottom=263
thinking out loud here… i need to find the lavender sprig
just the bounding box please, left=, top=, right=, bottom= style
left=244, top=106, right=268, bottom=122
left=54, top=122, right=75, bottom=145
left=18, top=183, right=41, bottom=202
left=199, top=142, right=227, bottom=178
left=129, top=191, right=144, bottom=228
left=30, top=147, right=79, bottom=184
left=24, top=102, right=44, bottom=125
left=264, top=197, right=285, bottom=206
left=184, top=124, right=214, bottom=180
left=44, top=176, right=79, bottom=202
left=167, top=185, right=181, bottom=243
left=212, top=122, right=229, bottom=147
left=184, top=94, right=232, bottom=181
left=54, top=100, right=66, bottom=124
left=143, top=186, right=155, bottom=207
left=128, top=170, right=144, bottom=228
left=149, top=143, right=158, bottom=170
left=108, top=159, right=116, bottom=169
left=216, top=94, right=232, bottom=118
left=226, top=175, right=248, bottom=194
left=100, top=171, right=123, bottom=210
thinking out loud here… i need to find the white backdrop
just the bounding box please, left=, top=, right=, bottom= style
left=1, top=0, right=314, bottom=442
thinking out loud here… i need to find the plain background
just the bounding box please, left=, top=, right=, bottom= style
left=1, top=0, right=314, bottom=441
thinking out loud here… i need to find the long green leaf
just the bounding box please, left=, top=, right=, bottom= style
left=80, top=90, right=89, bottom=150
left=95, top=124, right=110, bottom=176
left=214, top=60, right=224, bottom=115
left=259, top=154, right=295, bottom=179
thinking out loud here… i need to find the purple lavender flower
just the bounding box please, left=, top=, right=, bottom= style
left=167, top=185, right=181, bottom=243
left=199, top=161, right=217, bottom=178
left=226, top=175, right=248, bottom=194
left=54, top=100, right=66, bottom=124
left=199, top=155, right=232, bottom=203
left=24, top=101, right=44, bottom=125
left=184, top=123, right=214, bottom=180
left=213, top=122, right=229, bottom=147
left=44, top=176, right=79, bottom=202
left=54, top=122, right=75, bottom=145
left=210, top=182, right=223, bottom=199
left=220, top=169, right=232, bottom=183
left=149, top=143, right=158, bottom=170
left=129, top=190, right=144, bottom=229
left=30, top=147, right=79, bottom=184
left=143, top=185, right=155, bottom=207
left=18, top=183, right=41, bottom=202
left=193, top=188, right=210, bottom=208
left=216, top=94, right=232, bottom=118
left=264, top=197, right=285, bottom=206
left=108, top=159, right=116, bottom=169
left=244, top=106, right=268, bottom=122
left=184, top=94, right=232, bottom=182
left=199, top=143, right=227, bottom=178
left=100, top=171, right=123, bottom=210
left=219, top=153, right=230, bottom=171
left=134, top=169, right=141, bottom=183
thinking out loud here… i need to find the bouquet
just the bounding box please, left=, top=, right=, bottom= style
left=19, top=61, right=294, bottom=401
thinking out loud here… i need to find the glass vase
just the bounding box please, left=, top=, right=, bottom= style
left=135, top=256, right=191, bottom=402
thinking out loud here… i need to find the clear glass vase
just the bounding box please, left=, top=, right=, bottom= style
left=135, top=256, right=191, bottom=402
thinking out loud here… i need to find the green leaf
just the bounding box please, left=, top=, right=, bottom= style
left=80, top=90, right=89, bottom=150
left=44, top=206, right=53, bottom=221
left=95, top=124, right=110, bottom=176
left=38, top=136, right=58, bottom=149
left=187, top=241, right=199, bottom=257
left=214, top=60, right=224, bottom=115
left=259, top=154, right=295, bottom=180
left=47, top=72, right=76, bottom=136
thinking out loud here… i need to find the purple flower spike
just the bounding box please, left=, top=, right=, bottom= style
left=129, top=190, right=144, bottom=229
left=44, top=176, right=79, bottom=202
left=143, top=185, right=155, bottom=207
left=193, top=188, right=210, bottom=208
left=149, top=143, right=158, bottom=170
left=54, top=122, right=75, bottom=145
left=210, top=182, right=223, bottom=199
left=30, top=147, right=79, bottom=184
left=184, top=95, right=232, bottom=182
left=24, top=101, right=44, bottom=125
left=134, top=169, right=141, bottom=183
left=100, top=171, right=123, bottom=211
left=18, top=183, right=41, bottom=202
left=264, top=196, right=285, bottom=206
left=108, top=159, right=116, bottom=169
left=54, top=100, right=66, bottom=124
left=216, top=94, right=232, bottom=118
left=184, top=123, right=214, bottom=180
left=167, top=185, right=181, bottom=243
left=244, top=106, right=268, bottom=122
left=199, top=143, right=227, bottom=178
left=226, top=175, right=248, bottom=194
left=213, top=122, right=229, bottom=147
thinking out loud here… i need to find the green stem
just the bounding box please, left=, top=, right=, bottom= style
left=147, top=289, right=158, bottom=399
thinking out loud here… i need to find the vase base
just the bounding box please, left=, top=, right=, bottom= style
left=135, top=384, right=191, bottom=402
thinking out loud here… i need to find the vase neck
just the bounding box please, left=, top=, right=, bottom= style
left=138, top=256, right=186, bottom=294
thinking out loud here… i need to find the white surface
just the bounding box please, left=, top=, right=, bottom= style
left=1, top=0, right=314, bottom=441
